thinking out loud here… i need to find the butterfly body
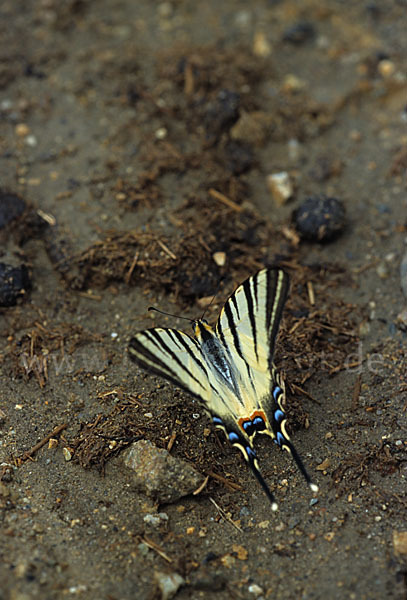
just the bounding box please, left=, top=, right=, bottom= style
left=129, top=268, right=318, bottom=510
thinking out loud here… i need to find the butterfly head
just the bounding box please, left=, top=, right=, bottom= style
left=192, top=318, right=210, bottom=339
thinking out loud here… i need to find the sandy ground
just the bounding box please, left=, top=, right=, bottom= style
left=1, top=1, right=407, bottom=599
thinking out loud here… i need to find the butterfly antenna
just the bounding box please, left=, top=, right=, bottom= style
left=148, top=307, right=193, bottom=322
left=245, top=447, right=278, bottom=511
left=284, top=439, right=319, bottom=493
left=201, top=276, right=225, bottom=320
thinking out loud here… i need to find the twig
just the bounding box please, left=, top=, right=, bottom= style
left=77, top=291, right=103, bottom=301
left=291, top=383, right=320, bottom=404
left=209, top=188, right=242, bottom=213
left=307, top=281, right=315, bottom=306
left=167, top=431, right=177, bottom=452
left=17, top=423, right=68, bottom=465
left=157, top=239, right=177, bottom=260
left=209, top=497, right=243, bottom=532
left=288, top=319, right=304, bottom=335
left=207, top=470, right=243, bottom=491
left=140, top=536, right=173, bottom=563
left=125, top=251, right=140, bottom=284
left=193, top=475, right=209, bottom=495
left=352, top=259, right=379, bottom=274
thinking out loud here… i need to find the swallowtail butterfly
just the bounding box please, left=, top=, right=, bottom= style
left=128, top=268, right=318, bottom=510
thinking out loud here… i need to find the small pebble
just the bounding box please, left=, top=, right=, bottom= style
left=0, top=263, right=31, bottom=306
left=288, top=138, right=301, bottom=161
left=204, top=89, right=240, bottom=142
left=143, top=512, right=169, bottom=527
left=293, top=195, right=346, bottom=242
left=25, top=135, right=37, bottom=147
left=155, top=127, right=167, bottom=140
left=396, top=309, right=407, bottom=330
left=253, top=31, right=271, bottom=57
left=213, top=252, right=226, bottom=267
left=230, top=111, right=273, bottom=146
left=155, top=571, right=185, bottom=600
left=138, top=542, right=149, bottom=557
left=267, top=172, right=294, bottom=206
left=282, top=74, right=306, bottom=92
left=62, top=447, right=72, bottom=461
left=376, top=262, right=389, bottom=279
left=248, top=583, right=264, bottom=597
left=15, top=123, right=30, bottom=137
left=282, top=21, right=315, bottom=44
left=378, top=59, right=395, bottom=78
left=393, top=531, right=407, bottom=556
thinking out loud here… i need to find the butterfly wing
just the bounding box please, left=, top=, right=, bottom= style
left=215, top=268, right=318, bottom=496
left=128, top=328, right=211, bottom=401
left=215, top=268, right=289, bottom=390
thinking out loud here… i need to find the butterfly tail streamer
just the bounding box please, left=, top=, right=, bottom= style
left=282, top=438, right=319, bottom=493
left=244, top=446, right=279, bottom=511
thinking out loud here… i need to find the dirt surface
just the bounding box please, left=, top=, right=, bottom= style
left=1, top=1, right=407, bottom=599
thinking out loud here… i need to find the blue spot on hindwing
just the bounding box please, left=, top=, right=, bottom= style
left=273, top=386, right=282, bottom=401
left=245, top=446, right=256, bottom=459
left=242, top=420, right=252, bottom=432
left=213, top=416, right=223, bottom=426
left=274, top=409, right=285, bottom=422
left=276, top=432, right=285, bottom=446
left=228, top=432, right=240, bottom=443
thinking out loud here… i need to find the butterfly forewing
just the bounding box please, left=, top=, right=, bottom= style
left=216, top=268, right=289, bottom=373
left=128, top=328, right=212, bottom=401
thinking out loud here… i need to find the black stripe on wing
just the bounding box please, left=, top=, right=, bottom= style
left=128, top=329, right=208, bottom=398
left=266, top=269, right=289, bottom=361
left=242, top=276, right=258, bottom=361
left=166, top=329, right=208, bottom=379
left=219, top=301, right=254, bottom=386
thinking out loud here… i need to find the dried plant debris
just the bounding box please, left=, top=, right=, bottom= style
left=71, top=388, right=239, bottom=497
left=112, top=44, right=334, bottom=211
left=72, top=399, right=144, bottom=472
left=7, top=321, right=102, bottom=387
left=157, top=44, right=333, bottom=140
left=61, top=200, right=267, bottom=299
left=332, top=441, right=407, bottom=493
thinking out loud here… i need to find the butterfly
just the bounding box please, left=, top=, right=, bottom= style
left=128, top=268, right=318, bottom=510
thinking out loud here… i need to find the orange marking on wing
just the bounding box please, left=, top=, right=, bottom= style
left=238, top=410, right=268, bottom=433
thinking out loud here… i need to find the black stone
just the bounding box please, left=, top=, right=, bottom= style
left=293, top=195, right=346, bottom=242
left=0, top=191, right=26, bottom=229
left=223, top=140, right=255, bottom=175
left=283, top=21, right=316, bottom=44
left=0, top=263, right=31, bottom=306
left=204, top=89, right=240, bottom=143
